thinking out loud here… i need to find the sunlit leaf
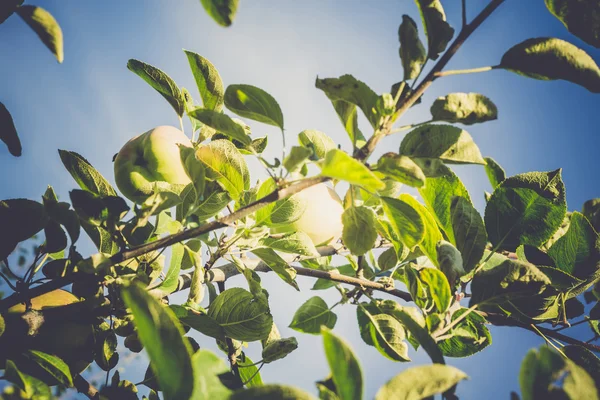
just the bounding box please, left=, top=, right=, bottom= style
left=195, top=139, right=250, bottom=201
left=430, top=93, right=498, bottom=125
left=200, top=0, right=239, bottom=27
left=316, top=74, right=380, bottom=128
left=225, top=84, right=284, bottom=130
left=17, top=5, right=63, bottom=62
left=320, top=149, right=385, bottom=192
left=208, top=287, right=272, bottom=341
left=342, top=206, right=378, bottom=256
left=400, top=124, right=485, bottom=165
left=289, top=297, right=337, bottom=334
left=500, top=37, right=600, bottom=93
left=184, top=50, right=224, bottom=111
left=381, top=197, right=425, bottom=250
left=485, top=169, right=566, bottom=251
left=375, top=364, right=467, bottom=400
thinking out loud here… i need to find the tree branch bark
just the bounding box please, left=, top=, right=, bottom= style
left=355, top=0, right=506, bottom=161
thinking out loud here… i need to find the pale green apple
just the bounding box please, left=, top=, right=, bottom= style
left=114, top=125, right=192, bottom=204
left=272, top=183, right=344, bottom=246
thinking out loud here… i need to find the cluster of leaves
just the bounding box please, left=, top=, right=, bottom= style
left=0, top=0, right=600, bottom=399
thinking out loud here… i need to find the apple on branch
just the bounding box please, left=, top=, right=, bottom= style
left=113, top=125, right=192, bottom=204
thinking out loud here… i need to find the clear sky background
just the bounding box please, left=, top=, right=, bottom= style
left=1, top=0, right=599, bottom=399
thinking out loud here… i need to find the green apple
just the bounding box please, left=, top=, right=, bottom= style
left=114, top=125, right=192, bottom=204
left=272, top=183, right=344, bottom=246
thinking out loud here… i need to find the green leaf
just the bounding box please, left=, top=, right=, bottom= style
left=200, top=0, right=238, bottom=27
left=188, top=108, right=251, bottom=145
left=548, top=211, right=598, bottom=277
left=95, top=330, right=118, bottom=371
left=399, top=194, right=442, bottom=266
left=298, top=129, right=336, bottom=159
left=230, top=385, right=316, bottom=400
left=381, top=197, right=425, bottom=250
left=322, top=328, right=363, bottom=400
left=564, top=345, right=600, bottom=389
left=383, top=302, right=445, bottom=364
left=23, top=350, right=73, bottom=387
left=500, top=37, right=600, bottom=93
left=195, top=139, right=250, bottom=201
left=208, top=287, right=272, bottom=341
left=262, top=337, right=298, bottom=363
left=485, top=169, right=567, bottom=251
left=17, top=5, right=63, bottom=63
left=127, top=59, right=185, bottom=116
left=342, top=206, right=378, bottom=256
left=289, top=296, right=337, bottom=334
left=359, top=307, right=410, bottom=362
left=414, top=0, right=455, bottom=60
left=238, top=355, right=263, bottom=387
left=520, top=346, right=599, bottom=400
left=259, top=232, right=318, bottom=257
left=171, top=305, right=225, bottom=339
left=545, top=0, right=600, bottom=48
left=437, top=308, right=492, bottom=357
left=189, top=350, right=231, bottom=399
left=375, top=364, right=467, bottom=400
left=0, top=102, right=21, bottom=156
left=376, top=153, right=426, bottom=188
left=320, top=149, right=385, bottom=192
left=4, top=359, right=52, bottom=399
left=484, top=157, right=506, bottom=189
left=399, top=15, right=427, bottom=80
left=193, top=189, right=231, bottom=220
left=283, top=146, right=312, bottom=173
left=151, top=243, right=184, bottom=294
left=252, top=247, right=299, bottom=290
left=470, top=259, right=551, bottom=306
left=180, top=147, right=206, bottom=201
left=59, top=150, right=117, bottom=196
left=0, top=0, right=23, bottom=24
left=419, top=164, right=472, bottom=244
left=184, top=50, right=224, bottom=111
left=430, top=93, right=498, bottom=125
left=331, top=100, right=366, bottom=148
left=316, top=74, right=380, bottom=128
left=225, top=84, right=284, bottom=130
left=122, top=282, right=194, bottom=400
left=43, top=219, right=67, bottom=253
left=0, top=199, right=47, bottom=260
left=451, top=196, right=487, bottom=273
left=399, top=124, right=485, bottom=165
left=419, top=267, right=452, bottom=312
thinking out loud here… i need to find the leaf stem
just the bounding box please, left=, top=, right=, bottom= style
left=434, top=65, right=498, bottom=78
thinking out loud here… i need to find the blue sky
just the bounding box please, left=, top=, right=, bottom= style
left=1, top=0, right=599, bottom=398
